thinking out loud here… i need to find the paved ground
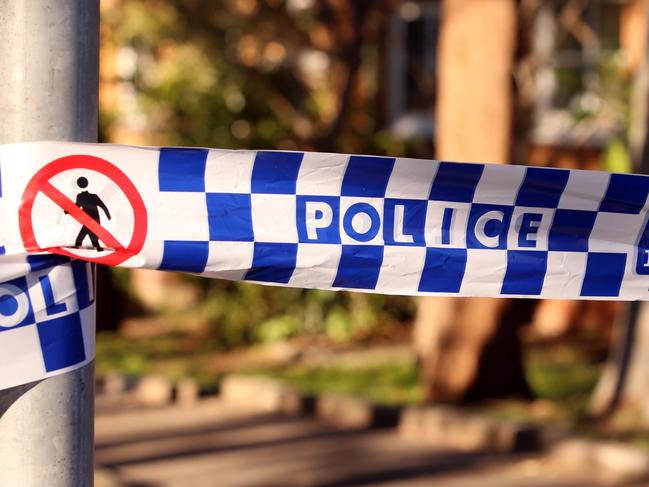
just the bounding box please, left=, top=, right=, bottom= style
left=95, top=399, right=616, bottom=487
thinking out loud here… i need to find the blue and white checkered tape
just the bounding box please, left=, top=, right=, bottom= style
left=2, top=141, right=649, bottom=300
left=0, top=254, right=95, bottom=390
left=2, top=141, right=649, bottom=388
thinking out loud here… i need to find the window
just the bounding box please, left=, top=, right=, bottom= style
left=386, top=1, right=439, bottom=140
left=532, top=0, right=627, bottom=147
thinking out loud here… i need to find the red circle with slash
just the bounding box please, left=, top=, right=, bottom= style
left=19, top=154, right=147, bottom=266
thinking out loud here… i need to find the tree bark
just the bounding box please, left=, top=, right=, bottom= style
left=415, top=0, right=531, bottom=402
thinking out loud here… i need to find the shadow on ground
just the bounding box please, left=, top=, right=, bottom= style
left=94, top=399, right=611, bottom=487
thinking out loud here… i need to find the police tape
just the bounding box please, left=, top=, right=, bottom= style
left=0, top=141, right=648, bottom=388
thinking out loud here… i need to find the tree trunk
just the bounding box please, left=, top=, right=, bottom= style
left=590, top=0, right=649, bottom=419
left=418, top=297, right=533, bottom=402
left=415, top=0, right=531, bottom=402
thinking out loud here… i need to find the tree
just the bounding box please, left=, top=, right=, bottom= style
left=100, top=0, right=391, bottom=154
left=99, top=0, right=418, bottom=340
left=414, top=0, right=534, bottom=402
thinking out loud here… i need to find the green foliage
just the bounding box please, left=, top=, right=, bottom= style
left=96, top=330, right=221, bottom=386
left=100, top=0, right=400, bottom=153
left=604, top=137, right=632, bottom=174
left=100, top=0, right=420, bottom=350
left=525, top=348, right=601, bottom=421
left=324, top=306, right=352, bottom=342
left=199, top=279, right=414, bottom=349
left=255, top=315, right=300, bottom=343
left=96, top=331, right=175, bottom=376
left=526, top=346, right=601, bottom=405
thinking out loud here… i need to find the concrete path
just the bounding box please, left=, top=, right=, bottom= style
left=95, top=399, right=616, bottom=487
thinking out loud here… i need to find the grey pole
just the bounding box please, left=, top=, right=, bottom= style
left=0, top=1, right=99, bottom=486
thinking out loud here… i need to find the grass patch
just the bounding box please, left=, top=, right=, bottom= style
left=96, top=330, right=601, bottom=421
left=95, top=331, right=215, bottom=386
left=96, top=332, right=181, bottom=376
left=96, top=331, right=422, bottom=404
left=244, top=360, right=423, bottom=406
left=526, top=345, right=601, bottom=417
left=481, top=345, right=602, bottom=424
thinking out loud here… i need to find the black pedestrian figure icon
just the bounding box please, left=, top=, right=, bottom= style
left=67, top=177, right=112, bottom=251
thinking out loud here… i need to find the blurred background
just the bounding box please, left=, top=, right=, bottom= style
left=94, top=1, right=649, bottom=485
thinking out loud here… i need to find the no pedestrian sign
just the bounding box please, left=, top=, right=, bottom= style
left=19, top=154, right=147, bottom=266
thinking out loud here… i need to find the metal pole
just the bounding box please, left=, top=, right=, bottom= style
left=0, top=1, right=99, bottom=486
